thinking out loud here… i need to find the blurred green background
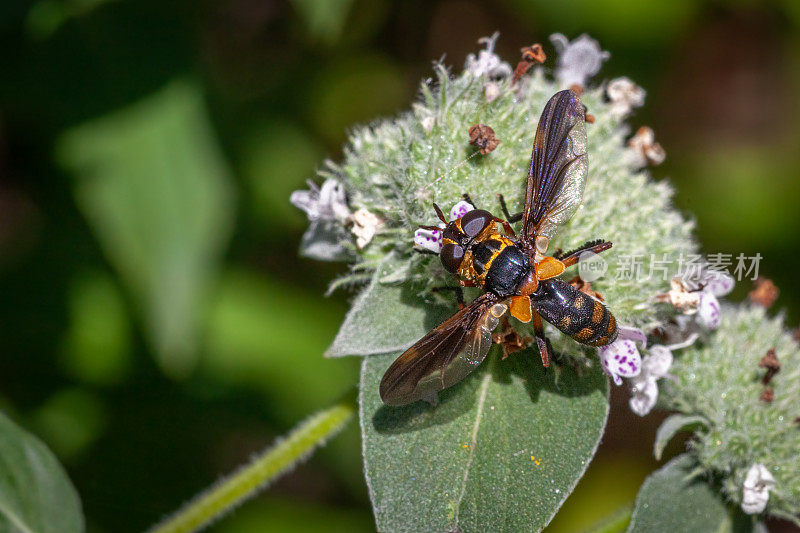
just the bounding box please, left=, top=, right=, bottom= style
left=1, top=0, right=799, bottom=531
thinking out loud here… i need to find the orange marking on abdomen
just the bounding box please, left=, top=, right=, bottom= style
left=575, top=327, right=594, bottom=341
left=591, top=300, right=604, bottom=323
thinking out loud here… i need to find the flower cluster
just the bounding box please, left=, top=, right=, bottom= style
left=291, top=33, right=800, bottom=523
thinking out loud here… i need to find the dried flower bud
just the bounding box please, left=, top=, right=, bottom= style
left=350, top=208, right=382, bottom=249
left=628, top=126, right=666, bottom=167
left=759, top=348, right=781, bottom=385
left=606, top=77, right=645, bottom=120
left=749, top=278, right=779, bottom=308
left=511, top=44, right=546, bottom=86
left=468, top=124, right=500, bottom=154
left=760, top=387, right=774, bottom=403
left=520, top=44, right=546, bottom=63
left=492, top=318, right=532, bottom=359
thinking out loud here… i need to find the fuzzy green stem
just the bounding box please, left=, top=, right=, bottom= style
left=147, top=400, right=356, bottom=533
left=583, top=505, right=633, bottom=533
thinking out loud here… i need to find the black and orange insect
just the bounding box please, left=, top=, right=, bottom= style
left=380, top=90, right=618, bottom=406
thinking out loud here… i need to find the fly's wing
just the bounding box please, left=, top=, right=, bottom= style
left=379, top=294, right=507, bottom=406
left=521, top=90, right=588, bottom=242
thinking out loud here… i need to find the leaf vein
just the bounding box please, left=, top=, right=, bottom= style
left=453, top=371, right=491, bottom=529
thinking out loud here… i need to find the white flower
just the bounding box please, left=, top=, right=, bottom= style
left=629, top=334, right=697, bottom=416
left=290, top=179, right=350, bottom=223
left=598, top=326, right=645, bottom=385
left=657, top=277, right=701, bottom=313
left=627, top=126, right=665, bottom=168
left=464, top=32, right=512, bottom=78
left=413, top=200, right=474, bottom=254
left=656, top=268, right=734, bottom=331
left=549, top=33, right=610, bottom=88
left=741, top=463, right=776, bottom=514
left=484, top=81, right=501, bottom=103
left=351, top=208, right=382, bottom=249
left=606, top=77, right=646, bottom=120
left=652, top=267, right=733, bottom=331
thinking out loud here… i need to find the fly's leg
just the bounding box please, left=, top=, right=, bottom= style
left=493, top=217, right=517, bottom=238
left=497, top=194, right=523, bottom=223
left=556, top=240, right=612, bottom=267
left=431, top=285, right=465, bottom=308
left=532, top=310, right=550, bottom=368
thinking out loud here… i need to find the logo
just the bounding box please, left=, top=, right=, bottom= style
left=577, top=250, right=607, bottom=282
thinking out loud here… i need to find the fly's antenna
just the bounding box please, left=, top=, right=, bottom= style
left=423, top=150, right=481, bottom=191
left=432, top=203, right=447, bottom=223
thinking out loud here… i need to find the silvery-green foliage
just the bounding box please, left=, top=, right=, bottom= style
left=659, top=305, right=800, bottom=523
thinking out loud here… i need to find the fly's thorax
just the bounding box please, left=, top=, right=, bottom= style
left=483, top=240, right=532, bottom=297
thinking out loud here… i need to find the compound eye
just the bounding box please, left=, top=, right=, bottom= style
left=440, top=242, right=465, bottom=273
left=460, top=209, right=493, bottom=239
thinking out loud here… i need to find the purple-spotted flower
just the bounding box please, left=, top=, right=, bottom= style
left=464, top=32, right=512, bottom=79
left=597, top=326, right=645, bottom=385
left=656, top=269, right=734, bottom=330
left=413, top=200, right=474, bottom=253
left=629, top=334, right=698, bottom=416
left=549, top=33, right=610, bottom=89
left=741, top=463, right=776, bottom=514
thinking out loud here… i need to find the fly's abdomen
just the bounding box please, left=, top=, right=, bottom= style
left=530, top=279, right=617, bottom=347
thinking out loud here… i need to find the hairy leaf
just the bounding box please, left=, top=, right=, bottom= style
left=653, top=414, right=707, bottom=461
left=628, top=454, right=757, bottom=533
left=0, top=411, right=84, bottom=533
left=360, top=347, right=608, bottom=532
left=326, top=272, right=449, bottom=358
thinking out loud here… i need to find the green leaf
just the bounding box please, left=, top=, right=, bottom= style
left=57, top=81, right=235, bottom=377
left=628, top=454, right=756, bottom=533
left=360, top=348, right=609, bottom=532
left=0, top=410, right=84, bottom=533
left=653, top=414, right=707, bottom=461
left=325, top=271, right=449, bottom=358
